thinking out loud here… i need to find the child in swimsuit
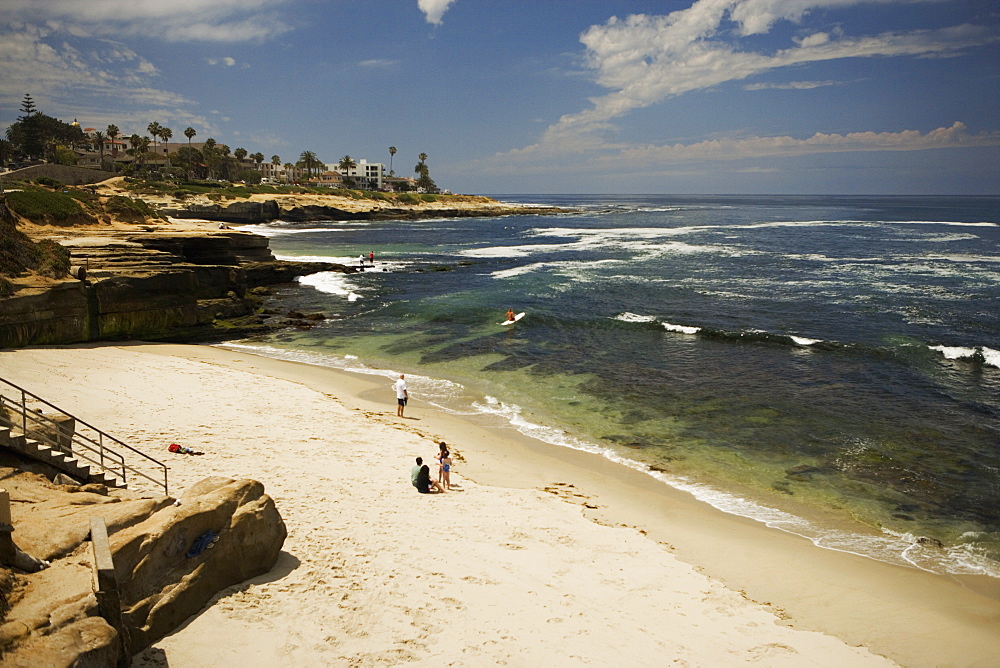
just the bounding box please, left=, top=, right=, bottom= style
left=441, top=453, right=452, bottom=490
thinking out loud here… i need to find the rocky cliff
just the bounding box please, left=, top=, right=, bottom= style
left=0, top=228, right=350, bottom=348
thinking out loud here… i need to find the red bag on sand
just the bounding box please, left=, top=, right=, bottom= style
left=168, top=443, right=181, bottom=453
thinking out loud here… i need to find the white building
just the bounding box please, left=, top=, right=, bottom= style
left=328, top=159, right=385, bottom=190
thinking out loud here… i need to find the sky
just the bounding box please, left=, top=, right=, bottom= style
left=1, top=0, right=998, bottom=194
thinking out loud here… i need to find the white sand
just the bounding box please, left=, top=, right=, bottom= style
left=3, top=343, right=998, bottom=666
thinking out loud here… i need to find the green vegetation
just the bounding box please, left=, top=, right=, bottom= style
left=5, top=189, right=90, bottom=224
left=0, top=202, right=70, bottom=283
left=119, top=178, right=462, bottom=206
left=105, top=195, right=159, bottom=220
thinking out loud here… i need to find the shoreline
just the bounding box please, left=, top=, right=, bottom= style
left=3, top=342, right=999, bottom=665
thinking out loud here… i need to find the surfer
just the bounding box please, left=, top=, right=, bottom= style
left=505, top=308, right=516, bottom=322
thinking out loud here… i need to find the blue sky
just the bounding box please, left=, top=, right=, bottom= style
left=1, top=0, right=998, bottom=194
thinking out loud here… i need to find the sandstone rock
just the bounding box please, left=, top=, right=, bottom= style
left=111, top=476, right=286, bottom=651
left=0, top=474, right=285, bottom=665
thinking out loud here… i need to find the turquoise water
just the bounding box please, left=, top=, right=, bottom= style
left=226, top=194, right=1000, bottom=579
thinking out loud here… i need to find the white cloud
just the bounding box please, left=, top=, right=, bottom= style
left=479, top=122, right=1000, bottom=177
left=0, top=0, right=292, bottom=43
left=744, top=79, right=841, bottom=90
left=207, top=57, right=238, bottom=67
left=489, top=0, right=999, bottom=168
left=418, top=0, right=459, bottom=25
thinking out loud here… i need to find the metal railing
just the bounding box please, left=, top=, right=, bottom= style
left=0, top=377, right=168, bottom=495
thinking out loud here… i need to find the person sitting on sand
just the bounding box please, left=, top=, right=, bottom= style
left=411, top=457, right=423, bottom=488
left=415, top=464, right=444, bottom=494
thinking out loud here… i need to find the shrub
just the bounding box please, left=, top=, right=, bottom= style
left=397, top=193, right=419, bottom=204
left=35, top=176, right=63, bottom=189
left=105, top=195, right=158, bottom=220
left=6, top=190, right=87, bottom=223
left=34, top=239, right=70, bottom=278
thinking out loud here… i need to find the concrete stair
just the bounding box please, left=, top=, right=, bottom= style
left=0, top=425, right=122, bottom=488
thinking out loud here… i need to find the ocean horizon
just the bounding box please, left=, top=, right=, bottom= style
left=226, top=193, right=1000, bottom=580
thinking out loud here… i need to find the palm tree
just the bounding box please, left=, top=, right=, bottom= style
left=388, top=146, right=397, bottom=176
left=159, top=127, right=172, bottom=166
left=234, top=147, right=248, bottom=163
left=184, top=126, right=196, bottom=146
left=252, top=152, right=264, bottom=169
left=298, top=151, right=321, bottom=179
left=338, top=155, right=356, bottom=174
left=283, top=162, right=294, bottom=184
left=92, top=130, right=106, bottom=168
left=147, top=121, right=161, bottom=156
left=106, top=124, right=120, bottom=157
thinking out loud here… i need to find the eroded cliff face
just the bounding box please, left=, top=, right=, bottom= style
left=0, top=230, right=348, bottom=348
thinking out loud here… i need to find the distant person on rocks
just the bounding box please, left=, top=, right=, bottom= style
left=394, top=374, right=408, bottom=417
left=359, top=254, right=366, bottom=269
left=369, top=250, right=375, bottom=266
left=415, top=464, right=444, bottom=494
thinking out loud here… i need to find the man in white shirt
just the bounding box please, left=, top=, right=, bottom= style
left=394, top=374, right=408, bottom=417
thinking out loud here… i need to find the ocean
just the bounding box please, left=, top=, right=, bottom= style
left=225, top=194, right=1000, bottom=579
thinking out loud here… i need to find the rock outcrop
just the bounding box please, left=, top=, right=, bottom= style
left=0, top=227, right=351, bottom=347
left=164, top=200, right=280, bottom=225
left=0, top=469, right=286, bottom=665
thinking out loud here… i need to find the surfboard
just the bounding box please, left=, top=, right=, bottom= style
left=501, top=312, right=526, bottom=326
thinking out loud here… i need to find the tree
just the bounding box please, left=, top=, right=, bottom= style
left=6, top=111, right=84, bottom=162
left=338, top=155, right=356, bottom=176
left=271, top=154, right=281, bottom=166
left=147, top=122, right=161, bottom=157
left=92, top=130, right=107, bottom=168
left=252, top=152, right=264, bottom=169
left=414, top=153, right=438, bottom=193
left=283, top=162, right=294, bottom=184
left=234, top=147, right=248, bottom=162
left=297, top=151, right=321, bottom=179
left=0, top=139, right=12, bottom=168
left=19, top=94, right=36, bottom=117
left=184, top=126, right=196, bottom=146
left=106, top=124, right=120, bottom=156
left=159, top=127, right=172, bottom=166
left=388, top=146, right=397, bottom=176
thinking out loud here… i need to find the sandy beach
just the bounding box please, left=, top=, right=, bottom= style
left=2, top=342, right=998, bottom=666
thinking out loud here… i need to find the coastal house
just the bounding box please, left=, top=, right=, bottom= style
left=313, top=171, right=344, bottom=188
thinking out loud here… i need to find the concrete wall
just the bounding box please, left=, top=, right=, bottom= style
left=1, top=164, right=117, bottom=187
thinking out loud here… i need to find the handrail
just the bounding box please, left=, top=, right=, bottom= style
left=0, top=376, right=168, bottom=495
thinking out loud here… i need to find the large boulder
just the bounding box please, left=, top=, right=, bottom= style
left=0, top=473, right=286, bottom=665
left=112, top=476, right=286, bottom=651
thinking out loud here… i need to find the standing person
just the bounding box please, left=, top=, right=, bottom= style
left=369, top=250, right=375, bottom=266
left=394, top=373, right=408, bottom=417
left=358, top=254, right=366, bottom=270
left=441, top=451, right=452, bottom=490
left=436, top=442, right=449, bottom=484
